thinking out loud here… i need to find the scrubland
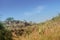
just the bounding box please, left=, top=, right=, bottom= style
left=0, top=14, right=60, bottom=40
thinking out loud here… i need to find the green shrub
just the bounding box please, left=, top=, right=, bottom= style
left=0, top=22, right=12, bottom=40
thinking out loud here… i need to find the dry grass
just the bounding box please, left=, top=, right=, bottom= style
left=12, top=19, right=60, bottom=40
left=3, top=15, right=60, bottom=40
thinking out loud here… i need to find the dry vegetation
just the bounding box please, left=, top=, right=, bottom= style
left=0, top=14, right=60, bottom=40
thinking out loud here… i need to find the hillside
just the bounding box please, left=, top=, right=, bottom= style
left=0, top=15, right=60, bottom=40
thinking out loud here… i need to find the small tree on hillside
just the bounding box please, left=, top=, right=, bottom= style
left=5, top=17, right=14, bottom=24
left=6, top=17, right=14, bottom=22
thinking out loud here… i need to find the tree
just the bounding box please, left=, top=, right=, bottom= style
left=6, top=17, right=14, bottom=22
left=5, top=17, right=14, bottom=24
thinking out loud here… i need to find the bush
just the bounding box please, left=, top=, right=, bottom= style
left=0, top=22, right=12, bottom=40
left=0, top=22, right=4, bottom=30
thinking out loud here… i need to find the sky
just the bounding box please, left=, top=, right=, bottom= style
left=0, top=0, right=60, bottom=22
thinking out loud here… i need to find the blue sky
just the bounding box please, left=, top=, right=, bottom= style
left=0, top=0, right=60, bottom=22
